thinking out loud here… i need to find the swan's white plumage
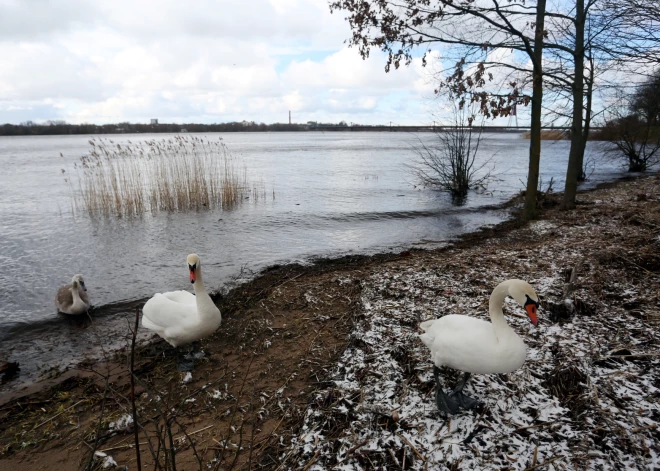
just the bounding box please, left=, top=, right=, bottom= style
left=420, top=314, right=526, bottom=374
left=420, top=279, right=537, bottom=375
left=162, top=290, right=196, bottom=304
left=142, top=255, right=221, bottom=347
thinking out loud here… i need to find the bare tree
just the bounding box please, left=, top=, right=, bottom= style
left=607, top=115, right=660, bottom=171
left=410, top=104, right=492, bottom=203
left=330, top=0, right=547, bottom=219
left=631, top=71, right=660, bottom=125
left=330, top=0, right=660, bottom=216
left=602, top=76, right=660, bottom=172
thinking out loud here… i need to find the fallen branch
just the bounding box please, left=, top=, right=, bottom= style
left=562, top=258, right=584, bottom=300
left=302, top=450, right=321, bottom=471
left=173, top=424, right=214, bottom=441
left=513, top=421, right=557, bottom=432
left=596, top=352, right=660, bottom=361
left=399, top=434, right=425, bottom=462
left=329, top=440, right=369, bottom=470
left=99, top=441, right=149, bottom=453
left=32, top=400, right=87, bottom=430
left=632, top=424, right=658, bottom=433
left=523, top=456, right=560, bottom=471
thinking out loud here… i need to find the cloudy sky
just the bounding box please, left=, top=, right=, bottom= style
left=0, top=0, right=453, bottom=126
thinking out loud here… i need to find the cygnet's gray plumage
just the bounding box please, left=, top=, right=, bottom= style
left=55, top=274, right=91, bottom=315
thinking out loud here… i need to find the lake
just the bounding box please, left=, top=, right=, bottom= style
left=0, top=131, right=620, bottom=395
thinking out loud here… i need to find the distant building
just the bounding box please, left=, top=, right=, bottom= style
left=150, top=119, right=158, bottom=125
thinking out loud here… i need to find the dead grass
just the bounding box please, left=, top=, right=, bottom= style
left=521, top=130, right=569, bottom=140
left=63, top=136, right=270, bottom=218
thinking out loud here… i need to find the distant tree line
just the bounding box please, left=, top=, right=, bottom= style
left=0, top=121, right=322, bottom=136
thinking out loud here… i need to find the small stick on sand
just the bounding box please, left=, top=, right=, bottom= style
left=32, top=400, right=86, bottom=430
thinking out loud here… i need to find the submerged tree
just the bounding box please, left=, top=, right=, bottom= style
left=631, top=71, right=660, bottom=125
left=410, top=104, right=491, bottom=203
left=330, top=0, right=546, bottom=219
left=607, top=115, right=660, bottom=172
left=603, top=73, right=660, bottom=172
left=330, top=0, right=660, bottom=216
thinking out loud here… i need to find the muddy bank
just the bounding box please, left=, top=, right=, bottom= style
left=0, top=175, right=658, bottom=470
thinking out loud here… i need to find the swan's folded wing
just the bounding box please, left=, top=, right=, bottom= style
left=79, top=289, right=91, bottom=306
left=141, top=313, right=164, bottom=334
left=142, top=293, right=198, bottom=330
left=162, top=290, right=196, bottom=305
left=55, top=284, right=73, bottom=310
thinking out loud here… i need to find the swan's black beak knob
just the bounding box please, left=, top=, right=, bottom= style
left=525, top=299, right=539, bottom=326
left=189, top=263, right=196, bottom=283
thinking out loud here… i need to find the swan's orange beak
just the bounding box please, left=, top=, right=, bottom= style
left=525, top=303, right=538, bottom=326
left=189, top=264, right=196, bottom=283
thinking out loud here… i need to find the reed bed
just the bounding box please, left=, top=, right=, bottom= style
left=66, top=136, right=267, bottom=217
left=521, top=129, right=569, bottom=140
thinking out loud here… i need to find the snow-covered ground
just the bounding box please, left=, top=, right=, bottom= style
left=282, top=178, right=660, bottom=470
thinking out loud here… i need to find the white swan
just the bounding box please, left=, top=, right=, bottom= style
left=142, top=254, right=222, bottom=347
left=55, top=274, right=91, bottom=315
left=419, top=279, right=539, bottom=414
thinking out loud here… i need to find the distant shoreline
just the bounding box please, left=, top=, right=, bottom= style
left=0, top=122, right=549, bottom=136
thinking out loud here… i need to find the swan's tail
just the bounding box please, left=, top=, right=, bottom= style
left=419, top=318, right=440, bottom=349
left=419, top=319, right=437, bottom=331
left=419, top=332, right=435, bottom=349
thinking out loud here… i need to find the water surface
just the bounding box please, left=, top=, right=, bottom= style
left=0, top=131, right=620, bottom=395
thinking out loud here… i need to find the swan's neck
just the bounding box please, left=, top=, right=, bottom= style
left=71, top=285, right=85, bottom=308
left=192, top=269, right=217, bottom=316
left=489, top=283, right=514, bottom=336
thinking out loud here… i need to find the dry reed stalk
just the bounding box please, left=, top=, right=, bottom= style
left=66, top=136, right=271, bottom=217
left=521, top=130, right=569, bottom=140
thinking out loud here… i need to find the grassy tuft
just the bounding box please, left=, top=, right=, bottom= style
left=520, top=130, right=569, bottom=140
left=65, top=136, right=269, bottom=217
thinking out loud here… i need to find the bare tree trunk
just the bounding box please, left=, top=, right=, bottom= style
left=562, top=0, right=585, bottom=209
left=578, top=56, right=594, bottom=181
left=523, top=0, right=547, bottom=221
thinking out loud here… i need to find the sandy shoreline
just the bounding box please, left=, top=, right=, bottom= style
left=0, top=174, right=658, bottom=470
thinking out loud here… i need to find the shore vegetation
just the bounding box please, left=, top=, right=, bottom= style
left=63, top=136, right=268, bottom=218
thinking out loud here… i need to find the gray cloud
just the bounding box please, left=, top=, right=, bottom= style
left=0, top=0, right=437, bottom=125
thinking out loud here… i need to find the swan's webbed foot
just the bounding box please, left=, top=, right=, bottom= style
left=433, top=366, right=460, bottom=415
left=176, top=357, right=195, bottom=372
left=435, top=387, right=461, bottom=414
left=176, top=344, right=196, bottom=372
left=449, top=391, right=479, bottom=410
left=448, top=372, right=480, bottom=410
